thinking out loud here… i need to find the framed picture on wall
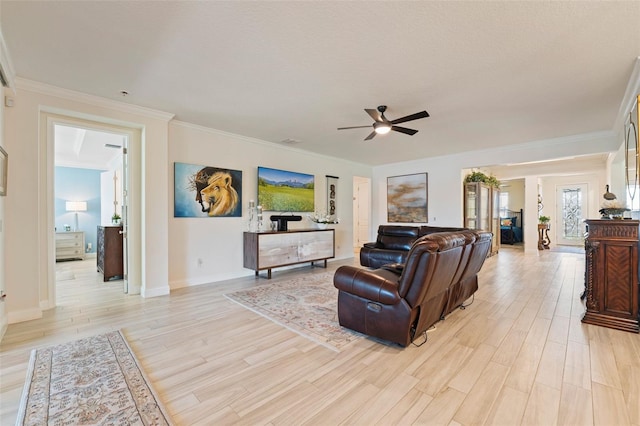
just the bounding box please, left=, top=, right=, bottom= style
left=174, top=162, right=242, bottom=217
left=326, top=175, right=338, bottom=218
left=0, top=145, right=7, bottom=196
left=387, top=173, right=428, bottom=223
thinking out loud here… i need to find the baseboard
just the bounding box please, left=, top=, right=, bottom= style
left=141, top=285, right=170, bottom=298
left=8, top=307, right=42, bottom=324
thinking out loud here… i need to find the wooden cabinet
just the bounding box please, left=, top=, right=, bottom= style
left=464, top=182, right=499, bottom=255
left=244, top=229, right=335, bottom=278
left=583, top=219, right=639, bottom=333
left=97, top=226, right=124, bottom=281
left=55, top=231, right=85, bottom=261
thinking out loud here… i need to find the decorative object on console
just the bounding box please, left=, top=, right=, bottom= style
left=307, top=211, right=339, bottom=229
left=65, top=201, right=87, bottom=231
left=0, top=145, right=7, bottom=196
left=326, top=175, right=338, bottom=218
left=247, top=199, right=257, bottom=231
left=598, top=187, right=630, bottom=219
left=258, top=166, right=314, bottom=212
left=387, top=173, right=428, bottom=223
left=174, top=162, right=242, bottom=218
left=270, top=214, right=302, bottom=231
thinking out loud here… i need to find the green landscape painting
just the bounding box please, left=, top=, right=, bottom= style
left=258, top=166, right=315, bottom=212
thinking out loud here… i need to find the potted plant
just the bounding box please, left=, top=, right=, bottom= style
left=538, top=215, right=550, bottom=225
left=464, top=171, right=500, bottom=188
left=112, top=213, right=121, bottom=225
left=307, top=211, right=339, bottom=229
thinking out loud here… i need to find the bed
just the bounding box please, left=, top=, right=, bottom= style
left=500, top=209, right=523, bottom=245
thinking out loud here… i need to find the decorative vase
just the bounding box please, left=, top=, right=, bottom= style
left=315, top=223, right=328, bottom=230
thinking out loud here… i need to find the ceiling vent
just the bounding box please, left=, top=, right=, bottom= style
left=279, top=138, right=302, bottom=145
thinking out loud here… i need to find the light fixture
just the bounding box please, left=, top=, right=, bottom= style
left=65, top=201, right=87, bottom=231
left=373, top=122, right=392, bottom=135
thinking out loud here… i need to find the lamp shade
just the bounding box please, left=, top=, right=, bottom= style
left=66, top=201, right=87, bottom=212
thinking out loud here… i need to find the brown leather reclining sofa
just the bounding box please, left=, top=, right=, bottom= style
left=334, top=229, right=492, bottom=347
left=359, top=225, right=468, bottom=269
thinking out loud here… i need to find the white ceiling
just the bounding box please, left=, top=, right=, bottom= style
left=54, top=125, right=124, bottom=170
left=2, top=1, right=639, bottom=166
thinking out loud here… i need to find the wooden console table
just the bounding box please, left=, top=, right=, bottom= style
left=243, top=229, right=335, bottom=278
left=537, top=223, right=551, bottom=250
left=582, top=219, right=639, bottom=333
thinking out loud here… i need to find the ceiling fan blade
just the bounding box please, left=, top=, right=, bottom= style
left=337, top=125, right=373, bottom=130
left=364, top=131, right=377, bottom=141
left=365, top=108, right=383, bottom=122
left=391, top=125, right=418, bottom=136
left=390, top=110, right=430, bottom=125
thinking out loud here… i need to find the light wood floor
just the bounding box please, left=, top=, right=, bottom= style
left=2, top=247, right=639, bottom=425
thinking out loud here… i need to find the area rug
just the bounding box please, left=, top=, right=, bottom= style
left=16, top=330, right=173, bottom=426
left=225, top=272, right=363, bottom=351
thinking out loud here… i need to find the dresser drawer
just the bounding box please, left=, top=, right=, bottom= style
left=55, top=232, right=85, bottom=260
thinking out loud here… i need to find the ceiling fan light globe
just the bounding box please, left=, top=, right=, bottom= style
left=373, top=122, right=391, bottom=134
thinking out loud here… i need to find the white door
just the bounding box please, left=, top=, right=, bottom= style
left=555, top=183, right=588, bottom=246
left=353, top=177, right=371, bottom=248
left=121, top=145, right=129, bottom=293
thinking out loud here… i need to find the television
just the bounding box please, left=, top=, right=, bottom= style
left=258, top=166, right=314, bottom=212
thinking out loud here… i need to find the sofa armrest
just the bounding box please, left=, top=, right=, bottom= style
left=333, top=266, right=401, bottom=305
left=362, top=242, right=378, bottom=249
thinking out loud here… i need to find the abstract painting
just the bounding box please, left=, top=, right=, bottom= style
left=387, top=173, right=428, bottom=223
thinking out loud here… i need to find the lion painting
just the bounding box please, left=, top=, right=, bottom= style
left=176, top=163, right=242, bottom=218
left=199, top=170, right=239, bottom=216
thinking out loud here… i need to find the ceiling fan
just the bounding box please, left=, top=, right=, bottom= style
left=337, top=105, right=430, bottom=141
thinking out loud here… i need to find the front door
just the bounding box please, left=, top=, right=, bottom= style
left=555, top=183, right=588, bottom=246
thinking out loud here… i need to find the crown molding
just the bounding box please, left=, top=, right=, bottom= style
left=171, top=119, right=369, bottom=167
left=0, top=27, right=16, bottom=91
left=15, top=78, right=175, bottom=122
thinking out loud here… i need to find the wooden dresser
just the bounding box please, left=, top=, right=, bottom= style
left=244, top=229, right=335, bottom=278
left=97, top=226, right=124, bottom=281
left=55, top=231, right=85, bottom=261
left=583, top=219, right=639, bottom=333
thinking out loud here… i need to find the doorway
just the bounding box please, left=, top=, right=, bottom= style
left=555, top=183, right=588, bottom=246
left=45, top=112, right=141, bottom=309
left=353, top=176, right=371, bottom=251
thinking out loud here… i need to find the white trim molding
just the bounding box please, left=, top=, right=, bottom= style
left=16, top=78, right=175, bottom=122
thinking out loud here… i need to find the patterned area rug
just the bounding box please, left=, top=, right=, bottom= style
left=16, top=330, right=173, bottom=425
left=225, top=272, right=363, bottom=351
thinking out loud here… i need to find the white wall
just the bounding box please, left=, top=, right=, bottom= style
left=3, top=80, right=173, bottom=323
left=167, top=121, right=371, bottom=288
left=370, top=132, right=618, bottom=245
